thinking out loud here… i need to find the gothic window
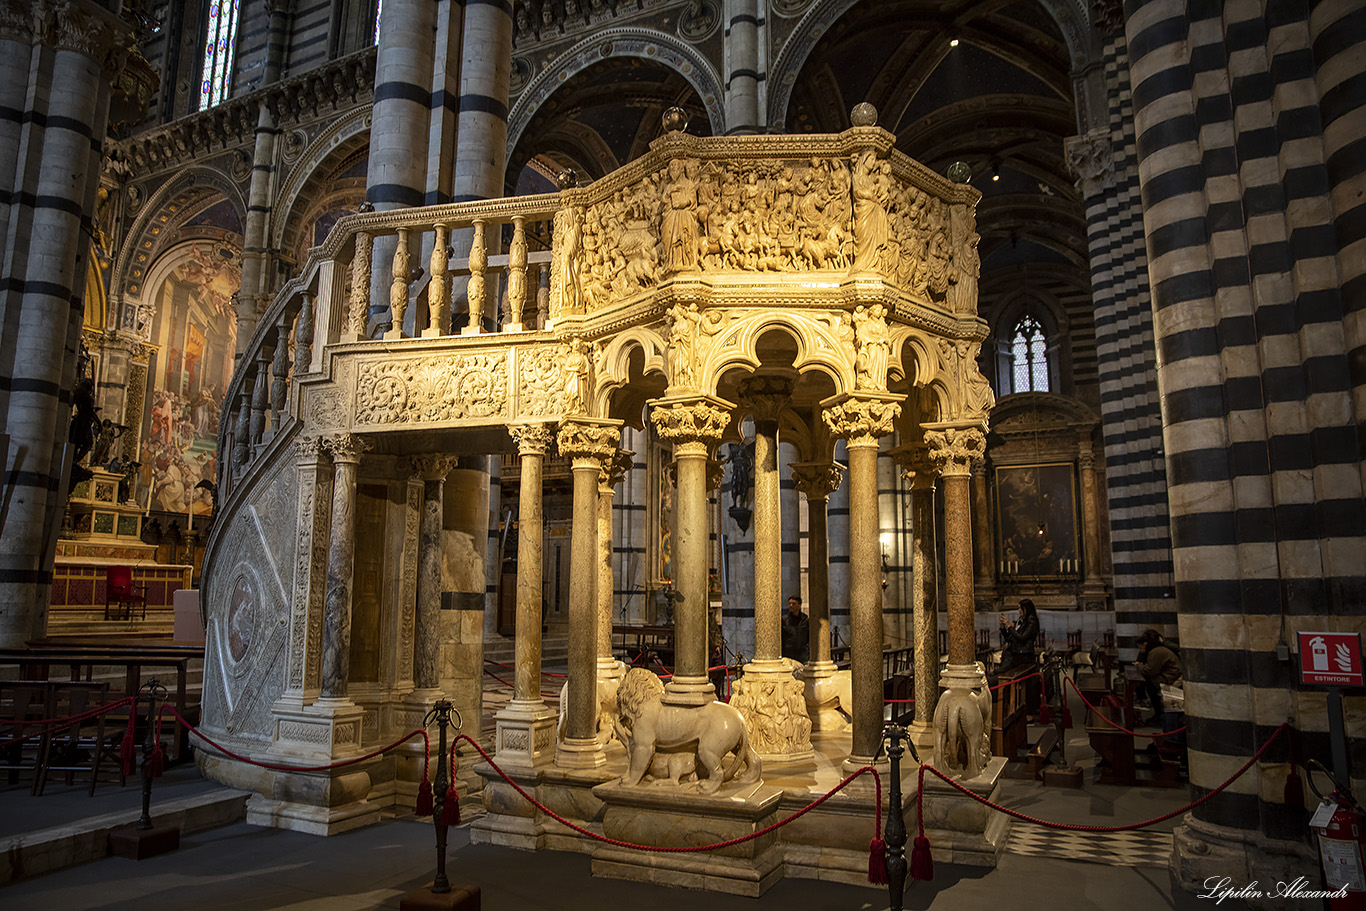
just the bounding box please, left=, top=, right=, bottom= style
left=1010, top=314, right=1050, bottom=393
left=199, top=0, right=240, bottom=110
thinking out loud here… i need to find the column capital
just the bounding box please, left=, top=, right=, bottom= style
left=407, top=453, right=459, bottom=481
left=890, top=444, right=937, bottom=489
left=509, top=422, right=555, bottom=456
left=1078, top=449, right=1097, bottom=471
left=599, top=448, right=634, bottom=491
left=923, top=424, right=986, bottom=478
left=1065, top=128, right=1116, bottom=199
left=821, top=391, right=902, bottom=448
left=0, top=0, right=135, bottom=79
left=737, top=375, right=793, bottom=425
left=649, top=394, right=734, bottom=458
left=790, top=460, right=844, bottom=500
left=320, top=433, right=370, bottom=465
left=706, top=457, right=726, bottom=491
left=295, top=435, right=328, bottom=465
left=557, top=418, right=620, bottom=467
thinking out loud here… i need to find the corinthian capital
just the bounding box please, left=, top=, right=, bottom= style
left=408, top=454, right=460, bottom=481
left=320, top=433, right=370, bottom=464
left=1065, top=129, right=1116, bottom=199
left=924, top=425, right=985, bottom=478
left=649, top=394, right=733, bottom=458
left=557, top=419, right=620, bottom=466
left=737, top=375, right=792, bottom=426
left=508, top=422, right=555, bottom=456
left=821, top=392, right=901, bottom=448
left=790, top=461, right=844, bottom=500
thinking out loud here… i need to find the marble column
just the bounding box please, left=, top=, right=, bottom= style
left=319, top=434, right=370, bottom=702
left=792, top=461, right=845, bottom=732
left=593, top=450, right=634, bottom=746
left=824, top=393, right=901, bottom=769
left=1078, top=447, right=1108, bottom=608
left=410, top=455, right=458, bottom=697
left=926, top=424, right=990, bottom=771
left=903, top=448, right=940, bottom=750
left=731, top=377, right=811, bottom=761
left=722, top=0, right=762, bottom=133
left=971, top=460, right=995, bottom=605
left=495, top=423, right=556, bottom=770
left=650, top=396, right=731, bottom=706
left=555, top=419, right=620, bottom=769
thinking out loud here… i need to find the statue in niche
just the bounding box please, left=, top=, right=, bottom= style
left=852, top=303, right=891, bottom=390
left=661, top=159, right=700, bottom=273
left=552, top=205, right=583, bottom=314
left=726, top=441, right=753, bottom=510
left=851, top=149, right=892, bottom=273
left=614, top=668, right=761, bottom=793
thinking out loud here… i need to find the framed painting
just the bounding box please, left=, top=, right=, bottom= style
left=994, top=462, right=1080, bottom=577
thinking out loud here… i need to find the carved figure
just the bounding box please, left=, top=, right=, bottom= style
left=933, top=669, right=992, bottom=780
left=557, top=673, right=623, bottom=748
left=666, top=303, right=700, bottom=389
left=662, top=159, right=699, bottom=272
left=851, top=149, right=891, bottom=272
left=563, top=338, right=591, bottom=413
left=615, top=667, right=761, bottom=793
left=852, top=303, right=890, bottom=390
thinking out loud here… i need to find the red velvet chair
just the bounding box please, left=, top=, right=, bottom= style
left=104, top=565, right=147, bottom=620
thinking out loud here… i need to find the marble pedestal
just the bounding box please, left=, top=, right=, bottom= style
left=1171, top=815, right=1315, bottom=910
left=493, top=699, right=558, bottom=772
left=798, top=662, right=851, bottom=733
left=591, top=780, right=786, bottom=897
left=468, top=761, right=616, bottom=853
left=246, top=701, right=381, bottom=835
left=916, top=755, right=1010, bottom=866
left=730, top=661, right=813, bottom=762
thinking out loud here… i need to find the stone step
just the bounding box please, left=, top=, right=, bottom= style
left=482, top=637, right=568, bottom=666
left=0, top=788, right=250, bottom=885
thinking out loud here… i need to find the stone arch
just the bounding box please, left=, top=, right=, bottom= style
left=697, top=311, right=854, bottom=399
left=271, top=106, right=374, bottom=255
left=766, top=0, right=1093, bottom=129
left=112, top=167, right=246, bottom=302
left=507, top=28, right=725, bottom=162
left=593, top=326, right=670, bottom=425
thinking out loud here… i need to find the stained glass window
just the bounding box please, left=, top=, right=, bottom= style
left=1010, top=315, right=1049, bottom=393
left=199, top=0, right=241, bottom=111
left=374, top=0, right=383, bottom=44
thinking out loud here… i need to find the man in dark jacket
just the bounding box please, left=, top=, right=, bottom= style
left=782, top=595, right=809, bottom=663
left=1135, top=629, right=1181, bottom=721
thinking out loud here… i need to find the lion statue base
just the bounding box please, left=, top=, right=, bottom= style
left=933, top=662, right=992, bottom=780
left=615, top=667, right=762, bottom=794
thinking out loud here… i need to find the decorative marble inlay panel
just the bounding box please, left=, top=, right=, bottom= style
left=354, top=354, right=508, bottom=426
left=279, top=720, right=329, bottom=745
left=228, top=574, right=255, bottom=664
left=517, top=345, right=569, bottom=416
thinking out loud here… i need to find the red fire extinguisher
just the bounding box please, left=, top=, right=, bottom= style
left=1310, top=761, right=1366, bottom=909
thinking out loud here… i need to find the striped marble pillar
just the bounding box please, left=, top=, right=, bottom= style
left=365, top=0, right=437, bottom=328
left=1065, top=24, right=1176, bottom=655
left=1123, top=0, right=1366, bottom=890
left=723, top=0, right=762, bottom=134
left=0, top=2, right=131, bottom=649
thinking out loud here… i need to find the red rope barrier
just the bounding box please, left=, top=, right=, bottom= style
left=481, top=668, right=560, bottom=699
left=918, top=721, right=1286, bottom=836
left=453, top=732, right=883, bottom=858
left=160, top=705, right=427, bottom=773
left=1064, top=676, right=1186, bottom=738
left=0, top=695, right=135, bottom=748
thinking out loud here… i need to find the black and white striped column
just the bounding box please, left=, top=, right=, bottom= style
left=1124, top=0, right=1366, bottom=887
left=0, top=3, right=130, bottom=649
left=723, top=0, right=763, bottom=134
left=1071, top=25, right=1177, bottom=652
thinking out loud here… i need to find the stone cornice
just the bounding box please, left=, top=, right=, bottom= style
left=0, top=0, right=135, bottom=80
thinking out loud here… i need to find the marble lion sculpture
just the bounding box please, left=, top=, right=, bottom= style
left=933, top=666, right=992, bottom=780
left=614, top=667, right=762, bottom=794
left=556, top=672, right=622, bottom=748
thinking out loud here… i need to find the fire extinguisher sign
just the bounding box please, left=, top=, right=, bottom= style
left=1298, top=632, right=1364, bottom=687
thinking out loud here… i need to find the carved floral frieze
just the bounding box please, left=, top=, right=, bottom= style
left=353, top=354, right=509, bottom=426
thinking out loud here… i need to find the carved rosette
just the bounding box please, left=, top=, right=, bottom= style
left=320, top=433, right=370, bottom=465
left=508, top=422, right=555, bottom=456
left=791, top=461, right=844, bottom=501
left=557, top=420, right=620, bottom=470
left=822, top=395, right=900, bottom=448
left=650, top=398, right=731, bottom=459
left=924, top=426, right=986, bottom=479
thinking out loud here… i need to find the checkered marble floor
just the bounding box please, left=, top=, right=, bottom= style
left=1004, top=826, right=1173, bottom=867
